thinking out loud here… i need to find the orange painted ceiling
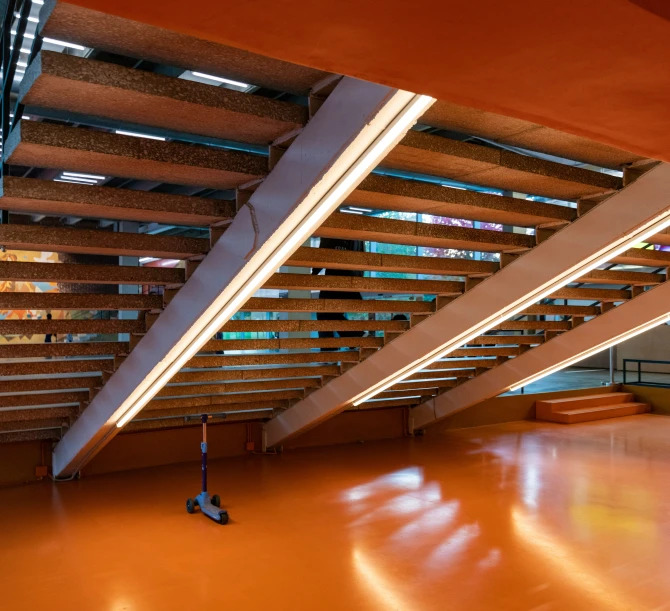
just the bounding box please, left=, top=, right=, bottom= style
left=73, top=0, right=670, bottom=163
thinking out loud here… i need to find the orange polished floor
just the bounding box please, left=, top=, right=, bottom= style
left=2, top=415, right=670, bottom=610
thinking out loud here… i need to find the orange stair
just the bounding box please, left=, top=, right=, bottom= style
left=535, top=392, right=650, bottom=424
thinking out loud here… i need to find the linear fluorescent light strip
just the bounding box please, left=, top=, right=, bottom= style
left=42, top=37, right=85, bottom=50
left=112, top=93, right=435, bottom=427
left=191, top=71, right=250, bottom=88
left=115, top=130, right=166, bottom=141
left=57, top=176, right=98, bottom=183
left=63, top=172, right=106, bottom=180
left=352, top=209, right=670, bottom=405
left=509, top=312, right=670, bottom=392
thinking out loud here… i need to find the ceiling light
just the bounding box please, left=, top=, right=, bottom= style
left=32, top=0, right=45, bottom=5
left=139, top=257, right=159, bottom=264
left=341, top=209, right=363, bottom=215
left=62, top=172, right=106, bottom=180
left=508, top=312, right=670, bottom=392
left=112, top=92, right=436, bottom=428
left=442, top=185, right=466, bottom=190
left=191, top=71, right=250, bottom=88
left=27, top=16, right=38, bottom=22
left=19, top=48, right=31, bottom=53
left=11, top=31, right=35, bottom=39
left=17, top=61, right=27, bottom=67
left=42, top=37, right=86, bottom=50
left=348, top=207, right=373, bottom=213
left=352, top=208, right=670, bottom=406
left=115, top=130, right=166, bottom=141
left=54, top=179, right=95, bottom=185
left=57, top=177, right=98, bottom=184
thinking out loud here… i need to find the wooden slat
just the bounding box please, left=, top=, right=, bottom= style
left=170, top=365, right=339, bottom=384
left=0, top=176, right=234, bottom=226
left=241, top=297, right=434, bottom=314
left=21, top=51, right=308, bottom=146
left=157, top=378, right=320, bottom=398
left=467, top=335, right=543, bottom=346
left=348, top=174, right=576, bottom=227
left=287, top=246, right=499, bottom=276
left=0, top=429, right=61, bottom=443
left=316, top=212, right=534, bottom=252
left=0, top=376, right=101, bottom=394
left=422, top=358, right=497, bottom=371
left=0, top=418, right=65, bottom=433
left=0, top=260, right=184, bottom=285
left=0, top=224, right=209, bottom=258
left=612, top=248, right=670, bottom=268
left=522, top=304, right=599, bottom=316
left=451, top=347, right=519, bottom=357
left=186, top=351, right=360, bottom=369
left=263, top=273, right=463, bottom=295
left=0, top=359, right=111, bottom=377
left=126, top=411, right=268, bottom=432
left=0, top=342, right=127, bottom=358
left=135, top=400, right=284, bottom=423
left=219, top=320, right=408, bottom=333
left=405, top=369, right=474, bottom=381
left=0, top=292, right=161, bottom=311
left=201, top=337, right=383, bottom=351
left=577, top=268, right=665, bottom=286
left=391, top=379, right=458, bottom=391
left=549, top=287, right=631, bottom=302
left=5, top=121, right=267, bottom=190
left=145, top=390, right=303, bottom=411
left=422, top=99, right=643, bottom=169
left=0, top=406, right=75, bottom=423
left=384, top=131, right=620, bottom=199
left=356, top=398, right=420, bottom=409
left=0, top=319, right=144, bottom=335
left=41, top=1, right=328, bottom=95
left=493, top=320, right=571, bottom=331
left=0, top=391, right=87, bottom=408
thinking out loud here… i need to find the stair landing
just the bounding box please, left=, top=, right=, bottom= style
left=536, top=392, right=650, bottom=424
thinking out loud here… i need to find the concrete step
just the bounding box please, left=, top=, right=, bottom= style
left=0, top=177, right=234, bottom=226
left=548, top=402, right=650, bottom=424
left=20, top=51, right=308, bottom=146
left=5, top=121, right=267, bottom=190
left=383, top=131, right=621, bottom=200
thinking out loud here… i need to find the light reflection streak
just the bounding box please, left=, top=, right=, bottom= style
left=353, top=548, right=416, bottom=611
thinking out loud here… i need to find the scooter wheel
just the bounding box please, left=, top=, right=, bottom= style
left=211, top=494, right=221, bottom=508
left=186, top=498, right=195, bottom=514
left=219, top=511, right=229, bottom=525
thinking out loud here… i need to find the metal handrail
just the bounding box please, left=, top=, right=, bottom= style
left=623, top=358, right=670, bottom=387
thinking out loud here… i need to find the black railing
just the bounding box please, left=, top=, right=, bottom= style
left=623, top=359, right=670, bottom=387
left=1, top=0, right=41, bottom=222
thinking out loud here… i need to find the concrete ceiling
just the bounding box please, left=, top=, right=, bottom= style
left=67, top=0, right=670, bottom=162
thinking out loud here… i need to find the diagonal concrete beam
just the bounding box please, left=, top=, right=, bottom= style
left=412, top=279, right=670, bottom=430
left=52, top=77, right=432, bottom=477
left=263, top=163, right=670, bottom=448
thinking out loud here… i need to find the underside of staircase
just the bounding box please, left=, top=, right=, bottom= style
left=535, top=392, right=650, bottom=424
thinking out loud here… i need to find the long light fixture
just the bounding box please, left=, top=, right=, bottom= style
left=508, top=312, right=670, bottom=392
left=62, top=171, right=106, bottom=180
left=42, top=37, right=86, bottom=50
left=191, top=71, right=250, bottom=88
left=352, top=210, right=670, bottom=406
left=57, top=176, right=98, bottom=184
left=115, top=130, right=166, bottom=141
left=112, top=92, right=436, bottom=428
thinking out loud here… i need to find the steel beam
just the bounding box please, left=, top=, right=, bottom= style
left=412, top=280, right=670, bottom=429
left=263, top=163, right=670, bottom=448
left=52, top=77, right=426, bottom=477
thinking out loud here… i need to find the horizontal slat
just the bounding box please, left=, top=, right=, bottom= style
left=611, top=248, right=670, bottom=268
left=21, top=51, right=308, bottom=146
left=241, top=297, right=434, bottom=314
left=422, top=99, right=643, bottom=169
left=0, top=260, right=184, bottom=285
left=0, top=418, right=65, bottom=433
left=0, top=224, right=208, bottom=258
left=0, top=391, right=87, bottom=408
left=5, top=121, right=267, bottom=190
left=200, top=336, right=383, bottom=351
left=186, top=350, right=360, bottom=368
left=494, top=320, right=571, bottom=331
left=0, top=319, right=144, bottom=335
left=0, top=342, right=127, bottom=358
left=0, top=293, right=161, bottom=310
left=219, top=320, right=408, bottom=333
left=0, top=406, right=76, bottom=423
left=264, top=273, right=463, bottom=295
left=317, top=212, right=533, bottom=252
left=157, top=378, right=320, bottom=398
left=0, top=429, right=61, bottom=443
left=391, top=379, right=458, bottom=391
left=349, top=174, right=576, bottom=227
left=384, top=131, right=620, bottom=199
left=0, top=376, right=101, bottom=393
left=578, top=268, right=665, bottom=286
left=0, top=359, right=111, bottom=377
left=0, top=177, right=234, bottom=226
left=145, top=390, right=303, bottom=411
left=522, top=304, right=599, bottom=316
left=41, top=1, right=329, bottom=95
left=170, top=365, right=340, bottom=384
left=422, top=358, right=497, bottom=371
left=550, top=287, right=631, bottom=302
left=288, top=246, right=499, bottom=276
left=467, top=335, right=543, bottom=346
